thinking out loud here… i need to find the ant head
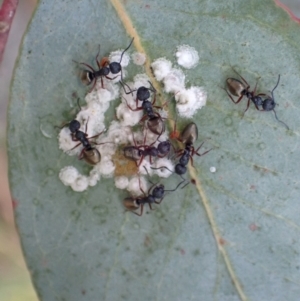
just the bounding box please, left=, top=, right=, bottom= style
left=152, top=185, right=165, bottom=198
left=157, top=141, right=171, bottom=155
left=69, top=120, right=81, bottom=133
left=109, top=62, right=121, bottom=74
left=175, top=164, right=186, bottom=175
left=137, top=86, right=151, bottom=101
left=262, top=98, right=275, bottom=111
left=110, top=38, right=134, bottom=75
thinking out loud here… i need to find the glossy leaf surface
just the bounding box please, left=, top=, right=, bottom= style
left=7, top=1, right=300, bottom=300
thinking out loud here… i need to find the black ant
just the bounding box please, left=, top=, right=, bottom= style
left=121, top=80, right=156, bottom=107
left=123, top=171, right=185, bottom=216
left=122, top=82, right=167, bottom=138
left=123, top=131, right=171, bottom=166
left=62, top=119, right=105, bottom=165
left=224, top=69, right=289, bottom=129
left=74, top=38, right=134, bottom=91
left=57, top=99, right=106, bottom=165
left=152, top=122, right=211, bottom=178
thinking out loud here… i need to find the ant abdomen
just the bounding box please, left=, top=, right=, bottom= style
left=179, top=122, right=198, bottom=145
left=226, top=78, right=246, bottom=97
left=82, top=148, right=101, bottom=165
left=123, top=197, right=140, bottom=211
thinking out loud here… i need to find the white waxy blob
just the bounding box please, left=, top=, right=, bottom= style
left=115, top=176, right=129, bottom=190
left=58, top=128, right=81, bottom=156
left=151, top=58, right=172, bottom=81
left=86, top=86, right=113, bottom=106
left=133, top=73, right=151, bottom=89
left=127, top=176, right=148, bottom=196
left=163, top=68, right=185, bottom=93
left=138, top=159, right=153, bottom=176
left=96, top=157, right=115, bottom=178
left=109, top=50, right=130, bottom=67
left=210, top=166, right=216, bottom=173
left=175, top=45, right=199, bottom=69
left=175, top=86, right=207, bottom=118
left=153, top=158, right=175, bottom=178
left=132, top=52, right=146, bottom=65
left=116, top=103, right=143, bottom=127
left=97, top=138, right=117, bottom=157
left=59, top=166, right=79, bottom=186
left=70, top=175, right=89, bottom=192
left=88, top=169, right=101, bottom=186
left=107, top=121, right=133, bottom=145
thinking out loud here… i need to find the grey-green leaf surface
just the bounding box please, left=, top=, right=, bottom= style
left=7, top=1, right=300, bottom=300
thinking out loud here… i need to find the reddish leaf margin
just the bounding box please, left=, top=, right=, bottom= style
left=0, top=0, right=19, bottom=64
left=275, top=0, right=300, bottom=23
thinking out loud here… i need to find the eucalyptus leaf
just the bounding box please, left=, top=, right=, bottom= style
left=7, top=0, right=300, bottom=301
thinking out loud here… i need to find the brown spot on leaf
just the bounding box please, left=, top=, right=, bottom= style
left=113, top=149, right=138, bottom=177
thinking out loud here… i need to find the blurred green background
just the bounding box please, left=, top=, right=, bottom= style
left=0, top=1, right=299, bottom=300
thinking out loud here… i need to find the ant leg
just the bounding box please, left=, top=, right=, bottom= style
left=105, top=75, right=119, bottom=81
left=78, top=148, right=86, bottom=160
left=73, top=60, right=96, bottom=73
left=120, top=81, right=135, bottom=96
left=90, top=78, right=98, bottom=92
left=87, top=129, right=106, bottom=140
left=95, top=45, right=102, bottom=69
left=137, top=154, right=145, bottom=167
left=124, top=97, right=143, bottom=111
left=222, top=87, right=245, bottom=104
left=154, top=197, right=164, bottom=204
left=132, top=205, right=143, bottom=216
left=242, top=98, right=251, bottom=117
left=231, top=67, right=250, bottom=89
left=68, top=142, right=81, bottom=151
left=148, top=203, right=156, bottom=210
left=83, top=117, right=90, bottom=135
left=253, top=77, right=261, bottom=95
left=170, top=115, right=181, bottom=141
left=138, top=176, right=147, bottom=196
left=194, top=142, right=212, bottom=157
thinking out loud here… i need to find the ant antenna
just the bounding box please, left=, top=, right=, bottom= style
left=270, top=75, right=289, bottom=130
left=76, top=98, right=82, bottom=111
left=271, top=75, right=280, bottom=96
left=120, top=81, right=133, bottom=95
left=147, top=81, right=157, bottom=93
left=272, top=109, right=289, bottom=130
left=151, top=166, right=185, bottom=182
left=143, top=166, right=156, bottom=185
left=164, top=179, right=186, bottom=192
left=119, top=37, right=134, bottom=63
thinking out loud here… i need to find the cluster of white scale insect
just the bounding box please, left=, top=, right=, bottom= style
left=58, top=45, right=207, bottom=192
